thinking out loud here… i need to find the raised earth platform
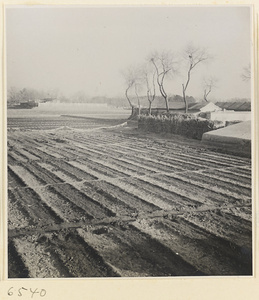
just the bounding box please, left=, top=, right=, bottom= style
left=202, top=121, right=251, bottom=157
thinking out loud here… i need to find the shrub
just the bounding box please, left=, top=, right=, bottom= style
left=138, top=113, right=216, bottom=140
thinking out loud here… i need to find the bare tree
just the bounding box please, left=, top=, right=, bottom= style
left=150, top=51, right=178, bottom=113
left=203, top=76, right=218, bottom=102
left=134, top=81, right=143, bottom=115
left=182, top=45, right=210, bottom=112
left=121, top=66, right=141, bottom=110
left=141, top=65, right=156, bottom=115
left=241, top=63, right=251, bottom=82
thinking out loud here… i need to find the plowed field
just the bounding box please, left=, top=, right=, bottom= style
left=7, top=115, right=252, bottom=278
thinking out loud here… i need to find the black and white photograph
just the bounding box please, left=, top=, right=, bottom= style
left=5, top=5, right=253, bottom=279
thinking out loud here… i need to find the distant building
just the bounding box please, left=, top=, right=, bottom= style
left=210, top=101, right=251, bottom=124
left=215, top=102, right=251, bottom=112
left=188, top=102, right=222, bottom=114
left=8, top=100, right=38, bottom=109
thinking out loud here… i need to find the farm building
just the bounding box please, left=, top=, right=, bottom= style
left=210, top=101, right=251, bottom=123
left=152, top=101, right=221, bottom=115
left=187, top=101, right=251, bottom=124
left=215, top=101, right=251, bottom=111
left=188, top=102, right=222, bottom=114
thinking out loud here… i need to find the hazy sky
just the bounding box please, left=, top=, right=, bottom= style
left=6, top=6, right=252, bottom=100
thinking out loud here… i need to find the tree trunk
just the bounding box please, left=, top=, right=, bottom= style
left=182, top=84, right=188, bottom=113
left=159, top=83, right=169, bottom=113
left=148, top=101, right=152, bottom=115
left=165, top=96, right=169, bottom=113
left=125, top=87, right=133, bottom=108
left=204, top=87, right=211, bottom=102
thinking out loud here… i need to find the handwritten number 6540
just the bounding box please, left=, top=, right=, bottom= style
left=8, top=287, right=46, bottom=298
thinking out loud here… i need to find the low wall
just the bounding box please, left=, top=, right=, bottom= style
left=138, top=114, right=215, bottom=140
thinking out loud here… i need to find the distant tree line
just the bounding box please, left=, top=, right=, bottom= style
left=7, top=87, right=59, bottom=103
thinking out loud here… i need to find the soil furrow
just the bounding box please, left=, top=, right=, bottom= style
left=8, top=191, right=32, bottom=230
left=8, top=166, right=27, bottom=189
left=74, top=140, right=246, bottom=175
left=34, top=186, right=91, bottom=223
left=51, top=183, right=115, bottom=219
left=9, top=187, right=63, bottom=225
left=186, top=171, right=251, bottom=195
left=23, top=161, right=64, bottom=185
left=77, top=225, right=203, bottom=277
left=138, top=174, right=233, bottom=206
left=83, top=180, right=159, bottom=213
left=12, top=235, right=69, bottom=278
left=36, top=146, right=64, bottom=159
left=93, top=137, right=248, bottom=168
left=22, top=146, right=61, bottom=162
left=37, top=161, right=83, bottom=183
left=234, top=166, right=252, bottom=176
left=127, top=139, right=251, bottom=165
left=8, top=151, right=28, bottom=164
left=133, top=217, right=251, bottom=275
left=170, top=172, right=251, bottom=199
left=16, top=148, right=40, bottom=161
left=202, top=168, right=251, bottom=185
left=104, top=142, right=240, bottom=169
left=7, top=153, right=17, bottom=166
left=79, top=181, right=136, bottom=216
left=78, top=156, right=132, bottom=178
left=165, top=217, right=251, bottom=271
left=43, top=230, right=120, bottom=277
left=105, top=178, right=171, bottom=210
left=63, top=144, right=165, bottom=175
left=120, top=176, right=202, bottom=209
left=149, top=173, right=250, bottom=204
left=179, top=211, right=252, bottom=249
left=9, top=164, right=46, bottom=187
left=8, top=241, right=30, bottom=278
left=221, top=206, right=252, bottom=222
